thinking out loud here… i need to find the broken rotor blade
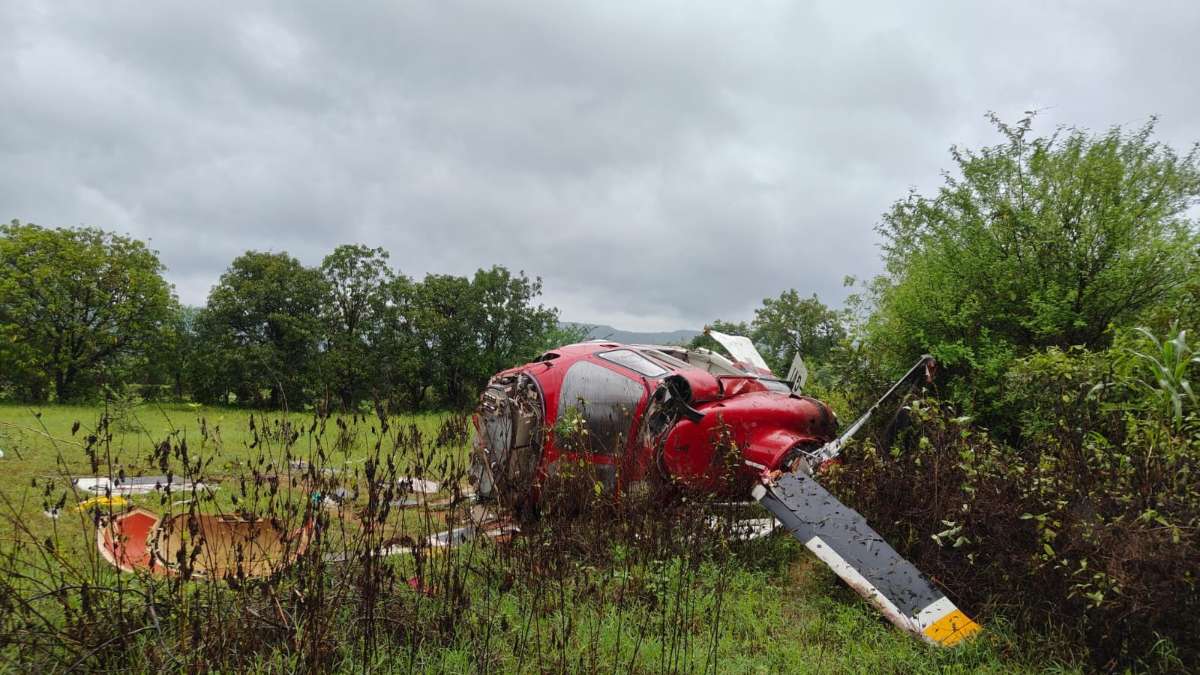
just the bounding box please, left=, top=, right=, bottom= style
left=806, top=354, right=935, bottom=466
left=752, top=471, right=980, bottom=646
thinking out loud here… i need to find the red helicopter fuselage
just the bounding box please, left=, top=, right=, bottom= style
left=471, top=341, right=837, bottom=506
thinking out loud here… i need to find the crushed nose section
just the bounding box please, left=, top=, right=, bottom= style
left=471, top=372, right=545, bottom=510
left=753, top=471, right=981, bottom=646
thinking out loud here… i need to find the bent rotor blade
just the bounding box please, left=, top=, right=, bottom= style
left=752, top=472, right=980, bottom=646
left=806, top=354, right=935, bottom=466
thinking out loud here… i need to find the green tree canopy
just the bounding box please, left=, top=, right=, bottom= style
left=402, top=267, right=559, bottom=408
left=471, top=266, right=559, bottom=378
left=868, top=114, right=1200, bottom=411
left=0, top=220, right=175, bottom=401
left=751, top=289, right=845, bottom=375
left=320, top=244, right=394, bottom=409
left=369, top=273, right=425, bottom=408
left=539, top=322, right=591, bottom=352
left=411, top=273, right=479, bottom=407
left=194, top=251, right=327, bottom=408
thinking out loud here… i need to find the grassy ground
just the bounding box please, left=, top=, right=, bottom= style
left=0, top=402, right=464, bottom=566
left=0, top=403, right=1074, bottom=673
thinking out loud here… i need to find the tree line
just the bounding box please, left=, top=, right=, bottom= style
left=0, top=223, right=856, bottom=411
left=0, top=228, right=584, bottom=409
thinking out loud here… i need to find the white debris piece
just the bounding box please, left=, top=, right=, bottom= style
left=706, top=515, right=778, bottom=541
left=73, top=475, right=213, bottom=495
left=396, top=476, right=440, bottom=494
left=706, top=329, right=772, bottom=375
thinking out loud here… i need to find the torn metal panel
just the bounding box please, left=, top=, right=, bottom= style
left=98, top=508, right=312, bottom=578
left=705, top=329, right=773, bottom=376
left=754, top=473, right=980, bottom=646
left=391, top=494, right=454, bottom=509
left=786, top=353, right=809, bottom=392
left=97, top=508, right=159, bottom=572
left=371, top=507, right=518, bottom=559
left=472, top=372, right=545, bottom=507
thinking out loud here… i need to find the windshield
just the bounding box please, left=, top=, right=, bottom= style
left=597, top=349, right=669, bottom=378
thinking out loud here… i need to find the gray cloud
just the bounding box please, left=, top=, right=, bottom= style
left=3, top=1, right=1199, bottom=330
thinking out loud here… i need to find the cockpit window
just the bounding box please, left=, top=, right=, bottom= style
left=597, top=349, right=668, bottom=378
left=640, top=349, right=691, bottom=371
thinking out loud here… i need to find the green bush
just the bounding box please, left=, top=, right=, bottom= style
left=864, top=115, right=1200, bottom=428
left=825, top=338, right=1200, bottom=671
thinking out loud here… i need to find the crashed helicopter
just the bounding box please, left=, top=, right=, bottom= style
left=469, top=330, right=981, bottom=647
left=91, top=328, right=978, bottom=647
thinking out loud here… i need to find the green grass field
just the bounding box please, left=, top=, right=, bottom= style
left=0, top=403, right=1073, bottom=673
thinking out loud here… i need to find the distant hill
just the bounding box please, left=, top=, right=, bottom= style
left=562, top=322, right=700, bottom=346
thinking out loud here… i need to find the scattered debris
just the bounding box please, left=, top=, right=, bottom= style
left=373, top=520, right=518, bottom=558
left=289, top=459, right=343, bottom=475
left=74, top=475, right=213, bottom=495
left=318, top=505, right=517, bottom=563
left=313, top=487, right=355, bottom=505
left=75, top=495, right=129, bottom=511
left=99, top=508, right=311, bottom=578
left=391, top=496, right=454, bottom=510
left=406, top=576, right=437, bottom=596
left=706, top=515, right=778, bottom=541
left=396, top=477, right=439, bottom=494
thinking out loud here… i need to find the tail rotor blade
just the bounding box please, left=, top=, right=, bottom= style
left=752, top=471, right=980, bottom=646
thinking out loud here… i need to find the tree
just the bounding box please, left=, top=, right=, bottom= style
left=751, top=290, right=845, bottom=374
left=410, top=274, right=479, bottom=407
left=369, top=274, right=426, bottom=408
left=142, top=304, right=201, bottom=401
left=320, top=245, right=393, bottom=409
left=471, top=266, right=560, bottom=380
left=0, top=221, right=175, bottom=401
left=869, top=113, right=1200, bottom=411
left=400, top=266, right=560, bottom=408
left=540, top=322, right=592, bottom=351
left=198, top=251, right=327, bottom=408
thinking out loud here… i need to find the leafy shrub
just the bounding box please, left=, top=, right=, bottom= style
left=864, top=115, right=1200, bottom=428
left=1110, top=325, right=1200, bottom=430
left=825, top=342, right=1200, bottom=671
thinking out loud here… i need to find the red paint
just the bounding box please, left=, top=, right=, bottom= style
left=477, top=342, right=837, bottom=502
left=98, top=508, right=160, bottom=572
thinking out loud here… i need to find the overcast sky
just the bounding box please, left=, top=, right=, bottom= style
left=3, top=2, right=1198, bottom=330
